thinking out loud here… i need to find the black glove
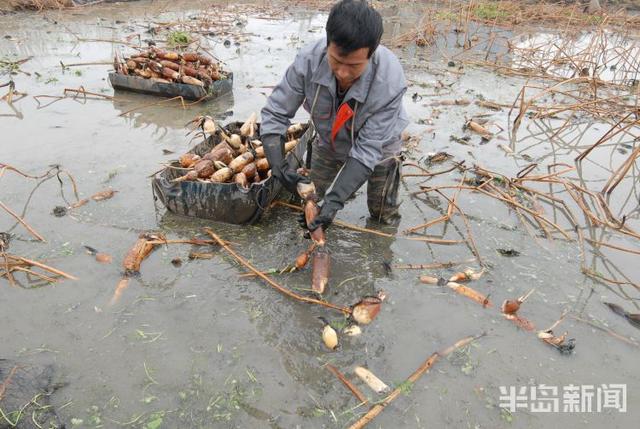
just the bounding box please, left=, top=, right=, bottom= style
left=308, top=157, right=372, bottom=232
left=262, top=133, right=309, bottom=195
left=297, top=212, right=308, bottom=230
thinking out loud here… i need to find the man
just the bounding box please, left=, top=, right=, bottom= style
left=260, top=0, right=408, bottom=231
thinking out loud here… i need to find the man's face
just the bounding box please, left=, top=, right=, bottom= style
left=327, top=43, right=370, bottom=91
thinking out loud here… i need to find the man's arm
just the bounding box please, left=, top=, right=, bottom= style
left=260, top=52, right=307, bottom=136
left=260, top=52, right=309, bottom=194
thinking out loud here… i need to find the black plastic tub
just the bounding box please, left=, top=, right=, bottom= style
left=109, top=72, right=233, bottom=100
left=152, top=122, right=310, bottom=224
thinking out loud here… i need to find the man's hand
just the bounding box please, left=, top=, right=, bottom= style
left=307, top=203, right=338, bottom=232
left=306, top=157, right=372, bottom=232
left=262, top=133, right=309, bottom=194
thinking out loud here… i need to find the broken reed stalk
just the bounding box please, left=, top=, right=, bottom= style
left=443, top=192, right=484, bottom=266
left=403, top=212, right=451, bottom=234
left=569, top=314, right=640, bottom=348
left=602, top=146, right=640, bottom=196
left=60, top=61, right=114, bottom=68
left=5, top=254, right=77, bottom=280
left=401, top=163, right=460, bottom=178
left=146, top=238, right=224, bottom=246
left=474, top=185, right=572, bottom=240
left=0, top=200, right=46, bottom=242
left=273, top=201, right=395, bottom=238
left=326, top=364, right=368, bottom=405
left=391, top=259, right=475, bottom=270
left=13, top=266, right=60, bottom=284
left=585, top=238, right=640, bottom=256
left=272, top=201, right=461, bottom=244
left=118, top=96, right=187, bottom=117
left=1, top=252, right=17, bottom=287
left=63, top=87, right=114, bottom=100
left=204, top=228, right=351, bottom=315
left=348, top=333, right=485, bottom=429
left=238, top=269, right=288, bottom=279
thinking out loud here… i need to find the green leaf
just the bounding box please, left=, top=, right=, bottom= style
left=145, top=415, right=163, bottom=429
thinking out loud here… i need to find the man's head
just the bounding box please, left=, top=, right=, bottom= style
left=326, top=0, right=383, bottom=90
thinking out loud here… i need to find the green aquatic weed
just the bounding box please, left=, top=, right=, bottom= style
left=167, top=31, right=192, bottom=47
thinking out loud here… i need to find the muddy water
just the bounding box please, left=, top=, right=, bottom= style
left=1, top=1, right=638, bottom=428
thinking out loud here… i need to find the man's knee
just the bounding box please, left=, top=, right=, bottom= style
left=310, top=144, right=341, bottom=198
left=367, top=157, right=402, bottom=223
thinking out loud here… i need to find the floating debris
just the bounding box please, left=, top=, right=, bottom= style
left=497, top=248, right=520, bottom=257
left=426, top=151, right=452, bottom=165
left=354, top=366, right=390, bottom=394
left=352, top=291, right=386, bottom=325
left=90, top=189, right=118, bottom=201
left=0, top=232, right=10, bottom=252
left=52, top=206, right=67, bottom=217
left=319, top=317, right=338, bottom=350
left=465, top=119, right=493, bottom=139
left=343, top=325, right=362, bottom=337
left=449, top=268, right=484, bottom=282
left=123, top=233, right=165, bottom=275
left=504, top=313, right=535, bottom=331
left=538, top=330, right=575, bottom=354
left=83, top=245, right=113, bottom=264
left=501, top=288, right=535, bottom=315
left=188, top=251, right=214, bottom=260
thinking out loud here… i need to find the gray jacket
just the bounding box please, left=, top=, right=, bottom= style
left=260, top=38, right=409, bottom=171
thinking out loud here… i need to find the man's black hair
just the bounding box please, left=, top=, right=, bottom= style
left=326, top=0, right=383, bottom=58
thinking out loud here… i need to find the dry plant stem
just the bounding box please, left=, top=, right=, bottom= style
left=448, top=195, right=484, bottom=266
left=576, top=113, right=637, bottom=162
left=433, top=182, right=484, bottom=266
left=585, top=238, right=640, bottom=256
left=326, top=364, right=368, bottom=405
left=401, top=163, right=460, bottom=178
left=5, top=255, right=77, bottom=280
left=570, top=315, right=639, bottom=348
left=272, top=201, right=460, bottom=244
left=118, top=96, right=187, bottom=116
left=1, top=253, right=17, bottom=287
left=0, top=164, right=79, bottom=200
left=63, top=87, right=114, bottom=100
left=403, top=211, right=451, bottom=234
left=0, top=200, right=46, bottom=242
left=60, top=61, right=113, bottom=68
left=13, top=266, right=59, bottom=284
left=237, top=270, right=289, bottom=278
left=475, top=185, right=572, bottom=240
left=602, top=146, right=640, bottom=196
left=146, top=239, right=224, bottom=246
left=546, top=311, right=569, bottom=332
left=348, top=333, right=485, bottom=429
left=391, top=259, right=474, bottom=270
left=402, top=161, right=431, bottom=174
left=204, top=228, right=351, bottom=315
